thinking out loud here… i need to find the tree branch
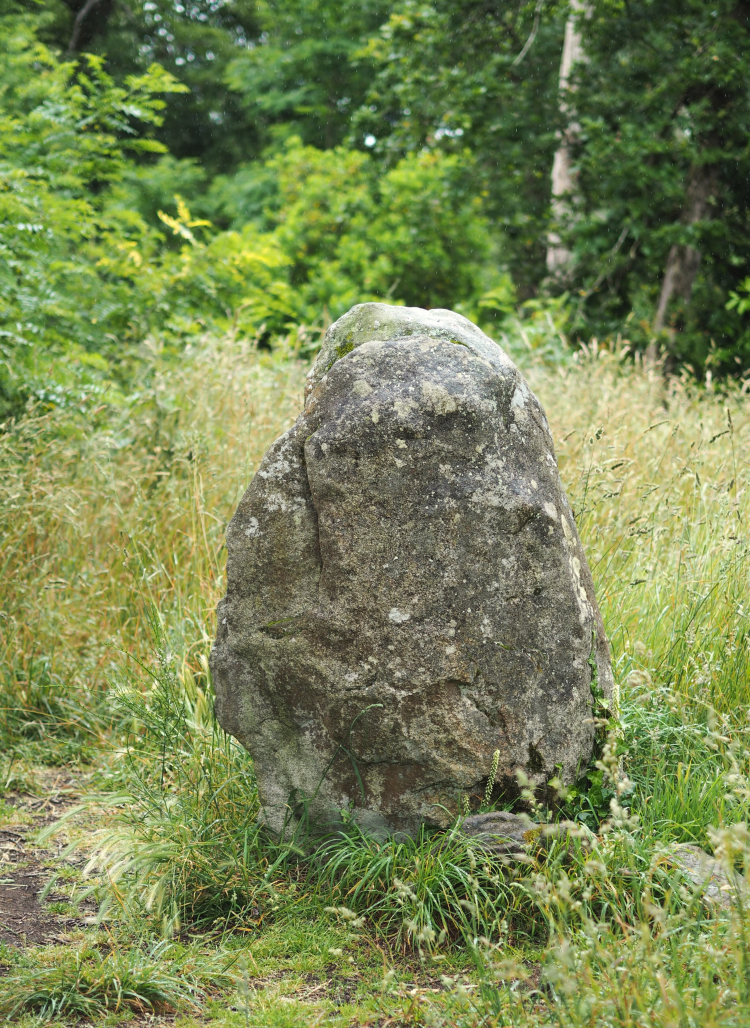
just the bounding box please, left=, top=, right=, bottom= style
left=512, top=0, right=544, bottom=68
left=66, top=0, right=104, bottom=56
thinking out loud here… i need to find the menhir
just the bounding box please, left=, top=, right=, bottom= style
left=210, top=303, right=614, bottom=836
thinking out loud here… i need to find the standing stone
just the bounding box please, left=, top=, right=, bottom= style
left=210, top=303, right=613, bottom=837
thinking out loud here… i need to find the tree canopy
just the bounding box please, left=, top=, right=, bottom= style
left=3, top=0, right=750, bottom=417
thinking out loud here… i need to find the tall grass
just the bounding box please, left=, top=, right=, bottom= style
left=0, top=336, right=306, bottom=763
left=87, top=620, right=269, bottom=934
left=518, top=342, right=750, bottom=840
left=4, top=332, right=747, bottom=757
left=4, top=326, right=750, bottom=1025
left=0, top=938, right=233, bottom=1019
left=4, top=329, right=749, bottom=817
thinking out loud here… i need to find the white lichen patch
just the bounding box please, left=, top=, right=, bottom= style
left=257, top=456, right=292, bottom=481
left=244, top=516, right=260, bottom=537
left=394, top=397, right=418, bottom=416
left=388, top=608, right=411, bottom=623
left=511, top=386, right=527, bottom=409
left=352, top=379, right=373, bottom=397
left=561, top=515, right=593, bottom=626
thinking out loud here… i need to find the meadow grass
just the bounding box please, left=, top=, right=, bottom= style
left=2, top=327, right=750, bottom=1024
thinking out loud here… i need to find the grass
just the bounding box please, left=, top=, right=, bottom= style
left=0, top=938, right=234, bottom=1019
left=2, top=325, right=750, bottom=1024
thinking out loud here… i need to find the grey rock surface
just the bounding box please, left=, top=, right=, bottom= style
left=460, top=812, right=535, bottom=855
left=210, top=303, right=614, bottom=837
left=669, top=843, right=742, bottom=910
left=460, top=812, right=589, bottom=857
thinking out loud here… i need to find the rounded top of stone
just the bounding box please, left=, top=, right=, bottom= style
left=306, top=302, right=515, bottom=399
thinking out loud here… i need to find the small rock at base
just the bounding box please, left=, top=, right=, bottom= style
left=669, top=843, right=744, bottom=910
left=460, top=811, right=588, bottom=857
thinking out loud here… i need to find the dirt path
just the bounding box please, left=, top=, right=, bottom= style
left=0, top=769, right=98, bottom=949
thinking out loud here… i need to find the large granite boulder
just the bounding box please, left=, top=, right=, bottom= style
left=210, top=303, right=613, bottom=837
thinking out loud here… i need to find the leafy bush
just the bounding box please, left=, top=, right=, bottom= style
left=0, top=19, right=296, bottom=415
left=0, top=17, right=496, bottom=418
left=0, top=17, right=188, bottom=416
left=267, top=138, right=491, bottom=321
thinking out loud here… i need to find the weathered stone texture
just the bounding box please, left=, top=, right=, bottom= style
left=210, top=303, right=613, bottom=837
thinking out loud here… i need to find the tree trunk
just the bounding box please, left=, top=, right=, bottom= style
left=653, top=163, right=718, bottom=332
left=65, top=0, right=110, bottom=55
left=546, top=1, right=588, bottom=278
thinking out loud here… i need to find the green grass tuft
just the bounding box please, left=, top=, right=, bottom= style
left=0, top=939, right=233, bottom=1019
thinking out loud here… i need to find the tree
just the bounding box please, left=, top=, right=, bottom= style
left=565, top=0, right=750, bottom=370
left=265, top=138, right=491, bottom=320
left=12, top=0, right=263, bottom=174
left=546, top=0, right=587, bottom=277
left=225, top=0, right=389, bottom=153
left=351, top=0, right=567, bottom=300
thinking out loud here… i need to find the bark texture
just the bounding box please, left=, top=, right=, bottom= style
left=210, top=304, right=614, bottom=838
left=546, top=0, right=588, bottom=277
left=653, top=163, right=718, bottom=332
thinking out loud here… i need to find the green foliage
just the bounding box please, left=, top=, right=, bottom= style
left=225, top=0, right=389, bottom=153
left=0, top=19, right=292, bottom=409
left=15, top=0, right=263, bottom=174
left=15, top=0, right=387, bottom=175
left=266, top=138, right=491, bottom=320
left=566, top=0, right=750, bottom=370
left=8, top=0, right=750, bottom=376
left=0, top=17, right=187, bottom=414
left=0, top=17, right=495, bottom=416
left=351, top=0, right=566, bottom=299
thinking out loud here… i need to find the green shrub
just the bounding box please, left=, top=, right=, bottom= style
left=267, top=137, right=492, bottom=321
left=0, top=17, right=186, bottom=416
left=0, top=18, right=295, bottom=414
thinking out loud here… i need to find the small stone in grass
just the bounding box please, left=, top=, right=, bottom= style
left=669, top=843, right=745, bottom=910
left=460, top=811, right=591, bottom=858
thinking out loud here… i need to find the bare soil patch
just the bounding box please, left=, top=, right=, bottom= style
left=0, top=769, right=97, bottom=948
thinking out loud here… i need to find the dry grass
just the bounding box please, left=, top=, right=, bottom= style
left=0, top=338, right=307, bottom=753
left=526, top=342, right=749, bottom=715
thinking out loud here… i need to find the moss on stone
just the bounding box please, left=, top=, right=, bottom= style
left=326, top=336, right=356, bottom=372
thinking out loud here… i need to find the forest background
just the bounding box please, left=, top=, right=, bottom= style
left=3, top=0, right=750, bottom=421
